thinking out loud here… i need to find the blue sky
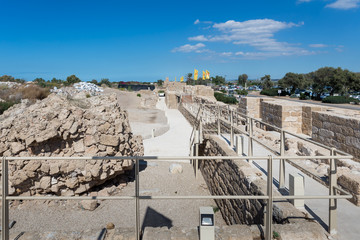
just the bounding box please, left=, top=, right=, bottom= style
left=0, top=0, right=359, bottom=82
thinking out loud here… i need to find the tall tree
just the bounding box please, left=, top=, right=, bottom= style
left=237, top=74, right=248, bottom=87
left=261, top=75, right=273, bottom=89
left=279, top=72, right=308, bottom=93
left=211, top=75, right=226, bottom=85
left=65, top=74, right=81, bottom=86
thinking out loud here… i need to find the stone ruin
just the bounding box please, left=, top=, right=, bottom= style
left=0, top=93, right=143, bottom=196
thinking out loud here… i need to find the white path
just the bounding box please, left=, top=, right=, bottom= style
left=143, top=97, right=192, bottom=158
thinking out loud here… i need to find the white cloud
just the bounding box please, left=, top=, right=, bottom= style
left=220, top=52, right=233, bottom=57
left=194, top=19, right=213, bottom=25
left=188, top=19, right=306, bottom=56
left=171, top=43, right=206, bottom=53
left=175, top=18, right=321, bottom=59
left=326, top=0, right=360, bottom=9
left=309, top=43, right=328, bottom=48
left=297, top=0, right=312, bottom=3
left=188, top=35, right=209, bottom=41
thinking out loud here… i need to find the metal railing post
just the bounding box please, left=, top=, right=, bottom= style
left=135, top=156, right=140, bottom=240
left=2, top=156, right=9, bottom=240
left=329, top=148, right=337, bottom=235
left=217, top=105, right=221, bottom=135
left=279, top=130, right=286, bottom=189
left=230, top=110, right=234, bottom=147
left=194, top=130, right=199, bottom=179
left=199, top=117, right=203, bottom=143
left=248, top=117, right=253, bottom=163
left=265, top=155, right=273, bottom=240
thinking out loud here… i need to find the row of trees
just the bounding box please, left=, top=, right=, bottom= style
left=279, top=67, right=360, bottom=95
left=236, top=67, right=360, bottom=96
left=0, top=75, right=115, bottom=88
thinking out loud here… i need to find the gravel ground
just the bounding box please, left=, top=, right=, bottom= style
left=6, top=95, right=225, bottom=235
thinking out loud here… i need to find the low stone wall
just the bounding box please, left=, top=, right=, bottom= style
left=260, top=100, right=303, bottom=133
left=312, top=110, right=360, bottom=162
left=165, top=91, right=178, bottom=109
left=238, top=97, right=261, bottom=118
left=200, top=135, right=306, bottom=225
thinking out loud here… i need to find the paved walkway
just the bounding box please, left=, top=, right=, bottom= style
left=222, top=133, right=360, bottom=240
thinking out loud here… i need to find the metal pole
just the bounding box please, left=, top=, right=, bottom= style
left=199, top=117, right=203, bottom=143
left=217, top=105, right=221, bottom=135
left=248, top=118, right=253, bottom=163
left=279, top=130, right=285, bottom=189
left=230, top=110, right=234, bottom=147
left=265, top=155, right=273, bottom=240
left=135, top=156, right=140, bottom=240
left=2, top=156, right=9, bottom=240
left=194, top=131, right=199, bottom=178
left=329, top=148, right=337, bottom=235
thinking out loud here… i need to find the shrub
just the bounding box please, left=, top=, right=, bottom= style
left=86, top=93, right=91, bottom=98
left=260, top=88, right=278, bottom=96
left=236, top=89, right=248, bottom=95
left=137, top=93, right=141, bottom=97
left=19, top=85, right=50, bottom=100
left=220, top=89, right=226, bottom=93
left=214, top=92, right=238, bottom=104
left=0, top=101, right=17, bottom=115
left=322, top=96, right=359, bottom=104
left=299, top=93, right=307, bottom=100
left=158, top=90, right=165, bottom=93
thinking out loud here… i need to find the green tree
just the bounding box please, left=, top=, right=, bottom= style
left=99, top=78, right=111, bottom=87
left=157, top=79, right=164, bottom=86
left=33, top=78, right=47, bottom=88
left=261, top=75, right=273, bottom=89
left=311, top=67, right=335, bottom=96
left=186, top=73, right=194, bottom=85
left=90, top=79, right=98, bottom=85
left=211, top=75, right=226, bottom=85
left=65, top=74, right=81, bottom=86
left=0, top=75, right=15, bottom=82
left=279, top=72, right=308, bottom=93
left=237, top=74, right=248, bottom=87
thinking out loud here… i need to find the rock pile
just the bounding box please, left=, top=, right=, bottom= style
left=0, top=93, right=143, bottom=196
left=0, top=81, right=21, bottom=88
left=51, top=82, right=103, bottom=97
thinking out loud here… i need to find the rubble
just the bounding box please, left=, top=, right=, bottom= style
left=50, top=82, right=104, bottom=97
left=0, top=93, right=144, bottom=196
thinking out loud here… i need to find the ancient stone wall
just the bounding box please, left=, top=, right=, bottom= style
left=312, top=110, right=360, bottom=162
left=260, top=100, right=303, bottom=133
left=0, top=93, right=144, bottom=196
left=165, top=91, right=178, bottom=109
left=201, top=135, right=305, bottom=225
left=238, top=97, right=261, bottom=118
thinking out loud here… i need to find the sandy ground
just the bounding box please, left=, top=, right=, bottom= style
left=7, top=93, right=225, bottom=235
left=105, top=89, right=169, bottom=139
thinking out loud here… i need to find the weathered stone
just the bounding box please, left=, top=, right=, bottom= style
left=100, top=135, right=119, bottom=146
left=10, top=142, right=25, bottom=154
left=169, top=163, right=183, bottom=174
left=39, top=176, right=51, bottom=189
left=80, top=200, right=98, bottom=211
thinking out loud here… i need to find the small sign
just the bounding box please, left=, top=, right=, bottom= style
left=278, top=90, right=282, bottom=94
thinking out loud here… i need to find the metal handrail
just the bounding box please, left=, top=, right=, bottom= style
left=1, top=154, right=352, bottom=240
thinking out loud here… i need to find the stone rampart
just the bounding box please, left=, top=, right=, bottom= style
left=238, top=97, right=261, bottom=118
left=200, top=135, right=306, bottom=225
left=312, top=110, right=360, bottom=162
